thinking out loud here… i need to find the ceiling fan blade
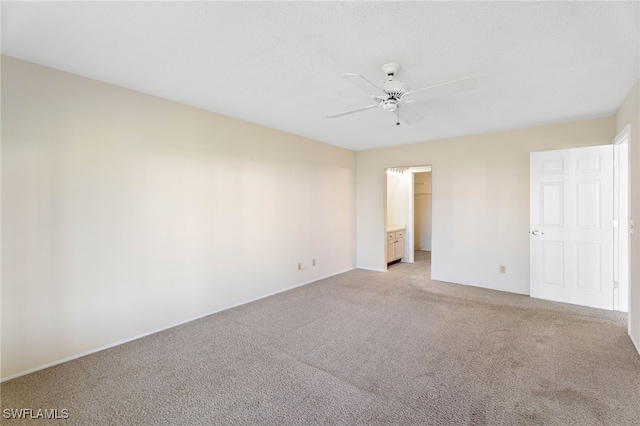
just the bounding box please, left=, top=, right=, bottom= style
left=397, top=104, right=423, bottom=125
left=342, top=73, right=387, bottom=97
left=327, top=103, right=380, bottom=119
left=402, top=77, right=477, bottom=101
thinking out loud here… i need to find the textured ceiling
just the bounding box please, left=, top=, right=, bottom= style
left=2, top=1, right=639, bottom=151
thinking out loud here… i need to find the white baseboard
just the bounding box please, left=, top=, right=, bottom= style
left=631, top=332, right=640, bottom=357
left=357, top=266, right=387, bottom=272
left=1, top=267, right=356, bottom=383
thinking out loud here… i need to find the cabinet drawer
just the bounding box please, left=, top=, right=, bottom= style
left=387, top=232, right=395, bottom=240
left=395, top=231, right=404, bottom=238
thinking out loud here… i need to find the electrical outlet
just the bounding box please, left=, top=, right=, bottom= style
left=298, top=262, right=302, bottom=271
left=312, top=259, right=316, bottom=267
left=500, top=265, right=506, bottom=274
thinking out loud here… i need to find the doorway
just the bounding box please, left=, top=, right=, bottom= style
left=385, top=165, right=432, bottom=270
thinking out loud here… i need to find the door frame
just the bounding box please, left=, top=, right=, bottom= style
left=613, top=125, right=631, bottom=313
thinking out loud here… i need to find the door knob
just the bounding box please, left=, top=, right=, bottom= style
left=531, top=230, right=544, bottom=235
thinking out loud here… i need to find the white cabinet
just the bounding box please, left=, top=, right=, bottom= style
left=387, top=239, right=395, bottom=263
left=386, top=227, right=405, bottom=264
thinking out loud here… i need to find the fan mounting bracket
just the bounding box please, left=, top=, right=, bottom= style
left=381, top=62, right=401, bottom=78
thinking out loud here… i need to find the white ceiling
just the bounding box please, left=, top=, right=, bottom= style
left=2, top=1, right=639, bottom=151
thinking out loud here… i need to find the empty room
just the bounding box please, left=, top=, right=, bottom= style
left=2, top=1, right=639, bottom=425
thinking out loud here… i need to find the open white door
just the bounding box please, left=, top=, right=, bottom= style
left=530, top=145, right=614, bottom=310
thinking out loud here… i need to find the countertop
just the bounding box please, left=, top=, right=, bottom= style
left=387, top=225, right=406, bottom=233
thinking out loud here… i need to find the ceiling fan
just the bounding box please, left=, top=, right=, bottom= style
left=327, top=62, right=477, bottom=126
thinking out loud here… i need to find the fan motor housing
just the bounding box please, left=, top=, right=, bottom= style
left=382, top=80, right=408, bottom=99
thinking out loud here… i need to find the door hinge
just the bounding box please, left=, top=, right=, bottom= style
left=613, top=281, right=619, bottom=289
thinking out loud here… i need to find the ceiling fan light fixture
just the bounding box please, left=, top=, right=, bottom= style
left=382, top=99, right=398, bottom=112
left=327, top=62, right=476, bottom=126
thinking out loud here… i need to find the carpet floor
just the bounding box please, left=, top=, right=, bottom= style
left=2, top=251, right=639, bottom=425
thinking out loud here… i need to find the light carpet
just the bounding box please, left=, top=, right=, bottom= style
left=2, top=251, right=639, bottom=425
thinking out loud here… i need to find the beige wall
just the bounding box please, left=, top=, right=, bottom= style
left=357, top=117, right=616, bottom=294
left=386, top=171, right=411, bottom=229
left=615, top=79, right=640, bottom=351
left=1, top=57, right=356, bottom=380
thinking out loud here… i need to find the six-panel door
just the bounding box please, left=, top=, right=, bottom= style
left=530, top=145, right=614, bottom=310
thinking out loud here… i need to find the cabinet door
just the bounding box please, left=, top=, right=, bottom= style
left=387, top=240, right=395, bottom=262
left=395, top=239, right=404, bottom=260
